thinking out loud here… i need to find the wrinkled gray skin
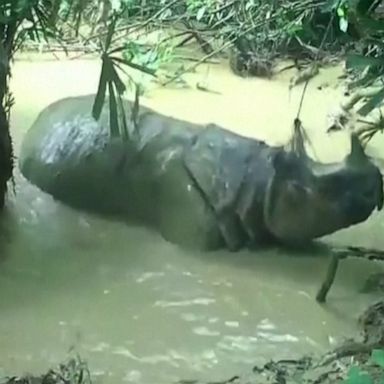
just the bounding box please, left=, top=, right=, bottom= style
left=19, top=95, right=384, bottom=251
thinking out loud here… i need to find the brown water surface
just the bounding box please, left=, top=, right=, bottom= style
left=0, top=54, right=383, bottom=383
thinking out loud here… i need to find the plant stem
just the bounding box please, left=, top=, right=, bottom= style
left=316, top=253, right=340, bottom=303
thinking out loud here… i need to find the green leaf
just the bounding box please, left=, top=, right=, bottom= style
left=131, top=83, right=140, bottom=129
left=346, top=366, right=374, bottom=384
left=349, top=70, right=377, bottom=90
left=346, top=54, right=384, bottom=69
left=339, top=16, right=349, bottom=32
left=109, top=44, right=129, bottom=55
left=105, top=15, right=117, bottom=52
left=116, top=94, right=129, bottom=140
left=322, top=0, right=344, bottom=12
left=108, top=81, right=119, bottom=138
left=92, top=56, right=109, bottom=121
left=358, top=88, right=384, bottom=116
left=371, top=349, right=384, bottom=368
left=196, top=6, right=206, bottom=21
left=111, top=56, right=157, bottom=77
left=337, top=6, right=345, bottom=17
left=245, top=0, right=254, bottom=11
left=357, top=16, right=384, bottom=33
left=108, top=58, right=126, bottom=95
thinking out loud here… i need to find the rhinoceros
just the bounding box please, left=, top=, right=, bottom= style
left=19, top=94, right=384, bottom=251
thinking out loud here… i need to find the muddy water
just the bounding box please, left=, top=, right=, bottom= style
left=0, top=54, right=383, bottom=383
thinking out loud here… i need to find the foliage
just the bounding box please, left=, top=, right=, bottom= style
left=0, top=355, right=92, bottom=384
left=43, top=1, right=384, bottom=125
left=343, top=349, right=384, bottom=384
left=0, top=0, right=64, bottom=205
left=327, top=0, right=384, bottom=143
left=14, top=1, right=384, bottom=139
left=24, top=0, right=360, bottom=139
left=45, top=0, right=384, bottom=144
left=53, top=0, right=351, bottom=61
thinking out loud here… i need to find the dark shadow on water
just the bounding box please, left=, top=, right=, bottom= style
left=272, top=241, right=337, bottom=258
left=161, top=236, right=339, bottom=281
left=20, top=184, right=341, bottom=265
left=11, top=175, right=379, bottom=290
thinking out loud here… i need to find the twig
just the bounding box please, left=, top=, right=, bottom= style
left=21, top=41, right=97, bottom=53
left=196, top=83, right=221, bottom=94
left=82, top=1, right=180, bottom=45
left=296, top=10, right=335, bottom=119
left=316, top=253, right=341, bottom=303
left=174, top=55, right=220, bottom=64
left=160, top=11, right=288, bottom=87
left=111, top=0, right=180, bottom=46
left=318, top=342, right=380, bottom=366
left=332, top=245, right=384, bottom=262
left=316, top=245, right=384, bottom=302
left=157, top=1, right=326, bottom=87
left=342, top=86, right=384, bottom=111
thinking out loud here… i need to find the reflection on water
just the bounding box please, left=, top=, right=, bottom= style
left=0, top=54, right=383, bottom=383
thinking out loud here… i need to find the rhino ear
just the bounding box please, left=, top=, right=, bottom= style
left=346, top=134, right=384, bottom=211
left=346, top=134, right=368, bottom=164
left=272, top=150, right=298, bottom=176
left=272, top=151, right=287, bottom=171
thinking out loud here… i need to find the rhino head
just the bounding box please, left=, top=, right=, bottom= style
left=264, top=125, right=383, bottom=245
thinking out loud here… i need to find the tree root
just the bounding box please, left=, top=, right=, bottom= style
left=316, top=245, right=384, bottom=303
left=341, top=86, right=384, bottom=112
left=317, top=341, right=380, bottom=367
left=327, top=86, right=384, bottom=135
left=316, top=253, right=341, bottom=303
left=332, top=246, right=384, bottom=261
left=289, top=62, right=320, bottom=90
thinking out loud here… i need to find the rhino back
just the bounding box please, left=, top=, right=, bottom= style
left=20, top=94, right=277, bottom=250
